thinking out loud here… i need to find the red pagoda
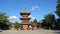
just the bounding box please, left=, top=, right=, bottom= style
left=20, top=8, right=31, bottom=30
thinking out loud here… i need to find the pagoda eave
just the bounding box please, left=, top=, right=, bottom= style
left=20, top=13, right=30, bottom=15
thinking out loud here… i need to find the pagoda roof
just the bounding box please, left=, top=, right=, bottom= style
left=20, top=11, right=30, bottom=13
left=20, top=10, right=31, bottom=15
left=20, top=17, right=31, bottom=20
left=20, top=7, right=31, bottom=15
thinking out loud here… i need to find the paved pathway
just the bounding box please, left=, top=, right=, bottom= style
left=0, top=29, right=60, bottom=34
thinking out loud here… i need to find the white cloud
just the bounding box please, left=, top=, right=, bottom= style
left=8, top=16, right=18, bottom=20
left=32, top=5, right=40, bottom=10
left=29, top=15, right=36, bottom=21
left=7, top=16, right=20, bottom=22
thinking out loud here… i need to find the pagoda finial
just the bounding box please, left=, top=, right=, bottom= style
left=24, top=4, right=27, bottom=11
left=20, top=4, right=30, bottom=13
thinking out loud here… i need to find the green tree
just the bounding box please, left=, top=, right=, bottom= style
left=44, top=14, right=55, bottom=23
left=14, top=21, right=20, bottom=29
left=33, top=19, right=37, bottom=23
left=44, top=14, right=55, bottom=29
left=42, top=19, right=48, bottom=28
left=0, top=12, right=11, bottom=29
left=55, top=0, right=60, bottom=18
left=55, top=0, right=60, bottom=30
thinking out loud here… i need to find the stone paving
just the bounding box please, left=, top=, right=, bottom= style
left=0, top=29, right=60, bottom=34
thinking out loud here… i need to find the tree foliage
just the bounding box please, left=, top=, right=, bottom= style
left=55, top=0, right=60, bottom=18
left=43, top=14, right=55, bottom=29
left=14, top=21, right=20, bottom=29
left=0, top=12, right=11, bottom=29
left=44, top=14, right=55, bottom=23
left=42, top=19, right=48, bottom=27
left=33, top=19, right=37, bottom=23
left=55, top=0, right=60, bottom=29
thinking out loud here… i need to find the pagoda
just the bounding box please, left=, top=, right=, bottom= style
left=20, top=7, right=31, bottom=30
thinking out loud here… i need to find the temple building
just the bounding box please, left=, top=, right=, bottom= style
left=20, top=8, right=32, bottom=30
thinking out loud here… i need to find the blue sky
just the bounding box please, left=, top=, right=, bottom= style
left=0, top=0, right=57, bottom=22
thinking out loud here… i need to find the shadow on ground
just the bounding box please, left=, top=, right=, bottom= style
left=53, top=31, right=60, bottom=34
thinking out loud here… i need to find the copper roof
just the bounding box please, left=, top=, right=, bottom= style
left=20, top=7, right=31, bottom=15
left=20, top=11, right=30, bottom=13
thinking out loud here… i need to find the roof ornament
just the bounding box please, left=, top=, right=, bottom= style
left=20, top=4, right=30, bottom=13
left=24, top=5, right=27, bottom=12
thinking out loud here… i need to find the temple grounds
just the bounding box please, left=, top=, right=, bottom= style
left=0, top=29, right=60, bottom=34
